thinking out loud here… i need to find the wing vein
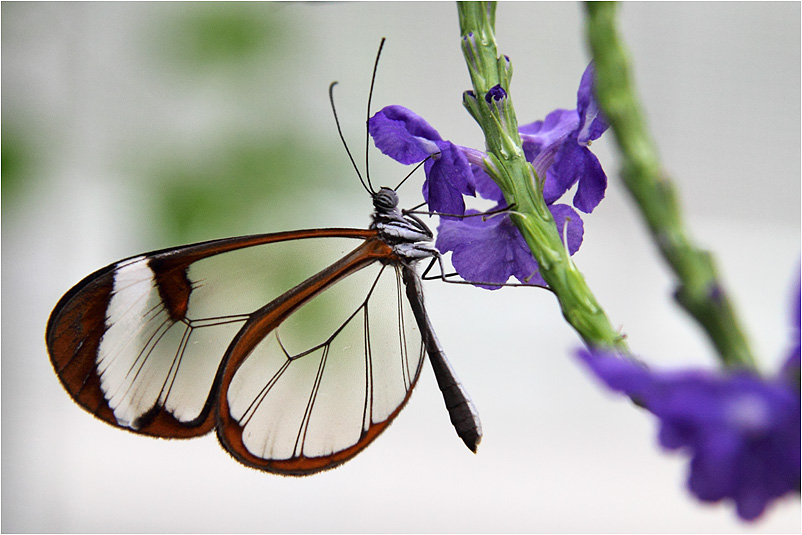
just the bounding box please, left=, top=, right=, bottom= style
left=362, top=299, right=372, bottom=432
left=295, top=344, right=329, bottom=458
left=157, top=320, right=192, bottom=406
left=240, top=345, right=292, bottom=426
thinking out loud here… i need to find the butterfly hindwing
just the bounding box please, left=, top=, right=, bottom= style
left=218, top=257, right=425, bottom=474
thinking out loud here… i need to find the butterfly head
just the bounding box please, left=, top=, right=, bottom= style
left=372, top=187, right=400, bottom=214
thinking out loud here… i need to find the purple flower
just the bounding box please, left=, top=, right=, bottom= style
left=576, top=348, right=801, bottom=521
left=368, top=64, right=606, bottom=287
left=368, top=105, right=475, bottom=216
left=436, top=192, right=584, bottom=288
left=485, top=84, right=507, bottom=103
left=521, top=64, right=609, bottom=213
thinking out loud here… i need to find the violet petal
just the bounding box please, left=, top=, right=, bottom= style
left=368, top=105, right=441, bottom=165
left=436, top=211, right=542, bottom=289
left=576, top=63, right=609, bottom=144
left=548, top=203, right=584, bottom=255
left=422, top=141, right=475, bottom=216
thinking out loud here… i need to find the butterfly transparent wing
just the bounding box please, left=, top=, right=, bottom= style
left=220, top=261, right=425, bottom=474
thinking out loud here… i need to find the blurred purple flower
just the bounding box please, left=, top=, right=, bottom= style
left=368, top=64, right=605, bottom=288
left=783, top=272, right=801, bottom=383
left=577, top=299, right=801, bottom=523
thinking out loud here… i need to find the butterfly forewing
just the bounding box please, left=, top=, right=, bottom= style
left=47, top=231, right=375, bottom=437
left=95, top=255, right=240, bottom=429
left=221, top=258, right=425, bottom=473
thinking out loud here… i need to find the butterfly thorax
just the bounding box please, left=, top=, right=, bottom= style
left=370, top=187, right=437, bottom=262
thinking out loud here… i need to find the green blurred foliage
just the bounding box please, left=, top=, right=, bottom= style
left=3, top=3, right=339, bottom=245
left=138, top=4, right=335, bottom=244
left=148, top=132, right=338, bottom=243
left=137, top=3, right=360, bottom=323
left=1, top=123, right=34, bottom=206
left=157, top=3, right=288, bottom=71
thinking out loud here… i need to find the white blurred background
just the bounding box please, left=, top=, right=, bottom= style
left=3, top=3, right=799, bottom=532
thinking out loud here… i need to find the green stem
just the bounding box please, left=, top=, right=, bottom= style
left=584, top=2, right=756, bottom=370
left=456, top=2, right=627, bottom=353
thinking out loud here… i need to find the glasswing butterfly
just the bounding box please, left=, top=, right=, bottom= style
left=45, top=39, right=481, bottom=476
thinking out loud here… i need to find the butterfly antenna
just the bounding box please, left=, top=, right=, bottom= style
left=393, top=155, right=431, bottom=192
left=329, top=81, right=372, bottom=195
left=363, top=37, right=386, bottom=195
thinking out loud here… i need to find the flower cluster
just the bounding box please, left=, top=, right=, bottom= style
left=368, top=64, right=608, bottom=288
left=576, top=282, right=801, bottom=521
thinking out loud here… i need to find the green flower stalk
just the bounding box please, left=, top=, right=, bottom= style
left=439, top=2, right=795, bottom=522
left=455, top=1, right=627, bottom=352
left=584, top=2, right=756, bottom=370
